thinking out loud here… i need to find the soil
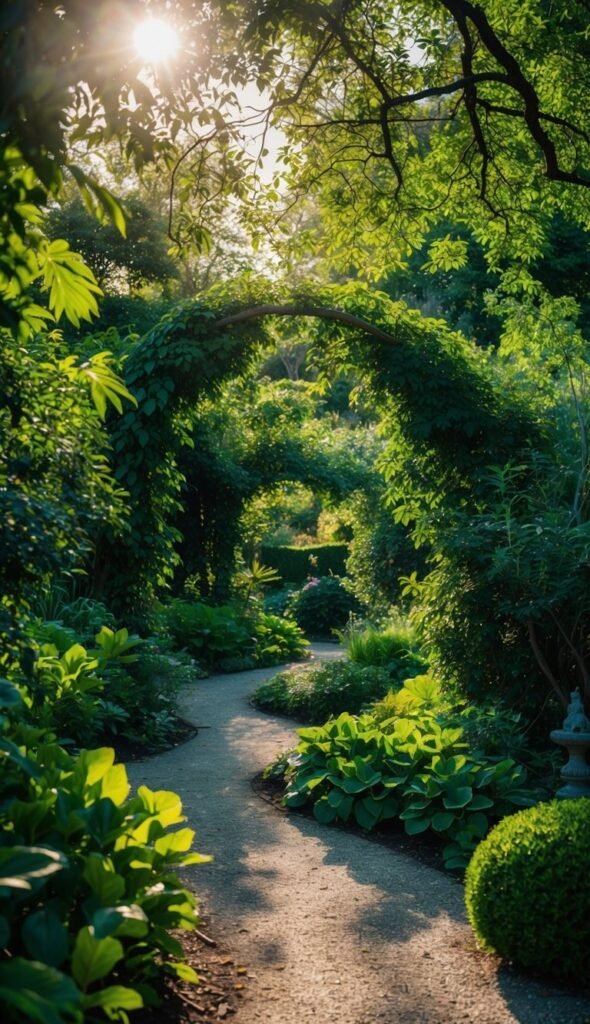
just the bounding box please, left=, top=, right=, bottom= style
left=108, top=716, right=200, bottom=762
left=135, top=917, right=251, bottom=1024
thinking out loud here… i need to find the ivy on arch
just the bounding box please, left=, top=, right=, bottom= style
left=99, top=283, right=538, bottom=617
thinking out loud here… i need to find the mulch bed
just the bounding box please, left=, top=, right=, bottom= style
left=135, top=917, right=253, bottom=1023
left=109, top=716, right=200, bottom=762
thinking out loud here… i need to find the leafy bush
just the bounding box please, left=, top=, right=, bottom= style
left=97, top=645, right=201, bottom=751
left=57, top=598, right=116, bottom=645
left=252, top=612, right=309, bottom=666
left=252, top=660, right=392, bottom=721
left=20, top=623, right=197, bottom=752
left=154, top=600, right=251, bottom=668
left=280, top=679, right=538, bottom=868
left=465, top=799, right=590, bottom=979
left=263, top=585, right=294, bottom=618
left=341, top=623, right=428, bottom=683
left=287, top=576, right=361, bottom=636
left=0, top=682, right=207, bottom=1022
left=155, top=599, right=308, bottom=671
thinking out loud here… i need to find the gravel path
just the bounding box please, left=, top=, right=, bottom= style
left=130, top=647, right=590, bottom=1024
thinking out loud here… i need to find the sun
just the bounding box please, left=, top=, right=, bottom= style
left=133, top=18, right=179, bottom=64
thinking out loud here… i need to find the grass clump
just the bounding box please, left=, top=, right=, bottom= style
left=342, top=622, right=428, bottom=683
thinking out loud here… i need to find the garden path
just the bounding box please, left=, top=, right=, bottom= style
left=130, top=647, right=590, bottom=1024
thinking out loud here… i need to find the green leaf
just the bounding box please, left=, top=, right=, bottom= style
left=21, top=908, right=69, bottom=967
left=83, top=853, right=125, bottom=904
left=71, top=926, right=123, bottom=990
left=313, top=796, right=338, bottom=825
left=78, top=747, right=116, bottom=786
left=0, top=845, right=67, bottom=892
left=0, top=959, right=81, bottom=1024
left=166, top=961, right=199, bottom=983
left=83, top=985, right=143, bottom=1012
left=37, top=238, right=102, bottom=326
left=430, top=810, right=455, bottom=832
left=469, top=794, right=494, bottom=811
left=92, top=905, right=149, bottom=939
left=0, top=678, right=23, bottom=708
left=442, top=786, right=473, bottom=810
left=354, top=797, right=380, bottom=830
left=404, top=816, right=430, bottom=835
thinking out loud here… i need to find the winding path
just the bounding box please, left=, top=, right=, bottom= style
left=131, top=647, right=590, bottom=1024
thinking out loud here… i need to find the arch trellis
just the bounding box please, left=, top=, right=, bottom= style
left=100, top=285, right=538, bottom=612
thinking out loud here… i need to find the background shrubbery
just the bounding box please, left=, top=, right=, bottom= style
left=287, top=576, right=361, bottom=637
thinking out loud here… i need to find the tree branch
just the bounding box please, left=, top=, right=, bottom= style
left=215, top=303, right=400, bottom=344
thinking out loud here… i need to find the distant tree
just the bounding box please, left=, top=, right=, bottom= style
left=47, top=196, right=178, bottom=291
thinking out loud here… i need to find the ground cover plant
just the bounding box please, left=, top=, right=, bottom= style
left=273, top=676, right=540, bottom=869
left=23, top=613, right=200, bottom=753
left=340, top=622, right=428, bottom=683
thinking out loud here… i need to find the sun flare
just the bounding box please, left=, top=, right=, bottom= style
left=134, top=18, right=179, bottom=64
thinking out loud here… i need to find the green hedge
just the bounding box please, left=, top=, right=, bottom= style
left=260, top=543, right=349, bottom=583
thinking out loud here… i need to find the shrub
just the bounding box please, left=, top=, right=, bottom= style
left=288, top=576, right=361, bottom=636
left=19, top=623, right=198, bottom=752
left=0, top=681, right=207, bottom=1022
left=155, top=600, right=251, bottom=667
left=98, top=644, right=201, bottom=750
left=342, top=623, right=428, bottom=683
left=280, top=681, right=538, bottom=868
left=465, top=798, right=590, bottom=980
left=155, top=599, right=308, bottom=671
left=252, top=660, right=391, bottom=721
left=252, top=612, right=309, bottom=666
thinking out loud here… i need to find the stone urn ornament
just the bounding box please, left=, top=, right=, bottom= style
left=550, top=688, right=590, bottom=799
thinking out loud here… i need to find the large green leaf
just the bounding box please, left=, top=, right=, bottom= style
left=21, top=908, right=69, bottom=967
left=442, top=785, right=473, bottom=810
left=82, top=986, right=143, bottom=1012
left=82, top=854, right=125, bottom=905
left=0, top=959, right=81, bottom=1024
left=37, top=239, right=102, bottom=326
left=0, top=846, right=67, bottom=892
left=313, top=796, right=338, bottom=825
left=92, top=905, right=149, bottom=939
left=71, top=927, right=123, bottom=990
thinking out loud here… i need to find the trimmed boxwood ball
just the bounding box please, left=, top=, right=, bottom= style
left=465, top=798, right=590, bottom=980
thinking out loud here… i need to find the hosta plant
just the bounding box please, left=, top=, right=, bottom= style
left=282, top=703, right=537, bottom=869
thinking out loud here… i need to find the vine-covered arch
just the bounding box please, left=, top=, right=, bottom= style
left=100, top=283, right=538, bottom=613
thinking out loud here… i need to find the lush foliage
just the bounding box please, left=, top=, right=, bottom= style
left=154, top=599, right=307, bottom=671
left=251, top=613, right=310, bottom=667
left=465, top=799, right=590, bottom=980
left=0, top=682, right=207, bottom=1022
left=252, top=661, right=393, bottom=722
left=341, top=623, right=428, bottom=682
left=287, top=576, right=362, bottom=637
left=279, top=676, right=537, bottom=868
